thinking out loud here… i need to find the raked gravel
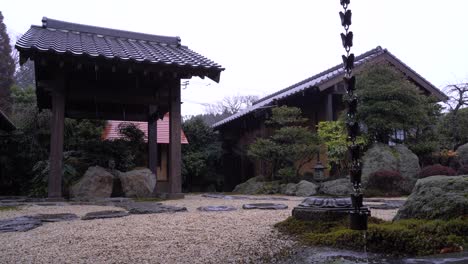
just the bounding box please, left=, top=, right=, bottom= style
left=0, top=195, right=398, bottom=263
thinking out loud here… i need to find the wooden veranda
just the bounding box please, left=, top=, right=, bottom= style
left=15, top=17, right=223, bottom=199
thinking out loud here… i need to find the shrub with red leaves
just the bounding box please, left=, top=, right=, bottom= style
left=457, top=165, right=468, bottom=175
left=367, top=170, right=404, bottom=193
left=418, top=164, right=457, bottom=178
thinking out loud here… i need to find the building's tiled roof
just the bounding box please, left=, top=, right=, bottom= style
left=0, top=109, right=15, bottom=132
left=15, top=17, right=223, bottom=81
left=212, top=46, right=446, bottom=128
left=102, top=113, right=188, bottom=144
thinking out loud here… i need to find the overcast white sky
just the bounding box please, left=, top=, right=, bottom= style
left=3, top=0, right=468, bottom=116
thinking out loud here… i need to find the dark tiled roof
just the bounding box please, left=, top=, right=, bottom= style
left=15, top=17, right=223, bottom=81
left=212, top=46, right=446, bottom=128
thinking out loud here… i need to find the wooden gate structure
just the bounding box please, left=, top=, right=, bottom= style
left=15, top=17, right=223, bottom=199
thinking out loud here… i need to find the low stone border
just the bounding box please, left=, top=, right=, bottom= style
left=197, top=205, right=237, bottom=212
left=242, top=203, right=288, bottom=210
left=202, top=193, right=289, bottom=201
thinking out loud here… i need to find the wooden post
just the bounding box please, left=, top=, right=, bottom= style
left=168, top=80, right=182, bottom=196
left=48, top=86, right=65, bottom=199
left=148, top=105, right=158, bottom=193
left=325, top=93, right=333, bottom=121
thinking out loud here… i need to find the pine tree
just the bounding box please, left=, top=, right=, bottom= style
left=0, top=11, right=15, bottom=114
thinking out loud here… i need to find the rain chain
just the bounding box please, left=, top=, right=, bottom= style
left=339, top=0, right=370, bottom=230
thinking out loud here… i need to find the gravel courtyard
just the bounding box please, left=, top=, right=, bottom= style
left=0, top=195, right=399, bottom=264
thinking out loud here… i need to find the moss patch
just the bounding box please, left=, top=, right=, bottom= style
left=0, top=206, right=19, bottom=211
left=133, top=197, right=165, bottom=202
left=275, top=217, right=468, bottom=256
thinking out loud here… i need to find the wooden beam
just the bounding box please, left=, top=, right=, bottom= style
left=48, top=83, right=65, bottom=198
left=325, top=93, right=333, bottom=121
left=168, top=80, right=182, bottom=195
left=148, top=105, right=158, bottom=193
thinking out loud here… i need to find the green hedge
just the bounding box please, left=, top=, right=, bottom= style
left=275, top=217, right=467, bottom=256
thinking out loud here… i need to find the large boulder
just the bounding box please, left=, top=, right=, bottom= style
left=281, top=183, right=298, bottom=196
left=295, top=180, right=319, bottom=197
left=362, top=143, right=398, bottom=184
left=119, top=168, right=156, bottom=198
left=394, top=175, right=468, bottom=220
left=232, top=177, right=280, bottom=194
left=319, top=178, right=353, bottom=196
left=457, top=143, right=468, bottom=166
left=71, top=166, right=114, bottom=198
left=362, top=143, right=420, bottom=186
left=394, top=144, right=420, bottom=182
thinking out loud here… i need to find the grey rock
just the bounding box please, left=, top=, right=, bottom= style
left=299, top=197, right=352, bottom=208
left=197, top=205, right=237, bottom=212
left=122, top=202, right=187, bottom=214
left=319, top=178, right=353, bottom=196
left=295, top=180, right=318, bottom=196
left=202, top=193, right=230, bottom=199
left=232, top=176, right=281, bottom=195
left=0, top=216, right=42, bottom=232
left=282, top=183, right=298, bottom=196
left=395, top=175, right=468, bottom=220
left=71, top=166, right=114, bottom=198
left=362, top=143, right=398, bottom=184
left=457, top=143, right=468, bottom=165
left=119, top=168, right=156, bottom=198
left=362, top=143, right=420, bottom=188
left=33, top=213, right=79, bottom=222
left=232, top=176, right=263, bottom=194
left=394, top=144, right=420, bottom=181
left=81, top=210, right=129, bottom=220
left=242, top=203, right=288, bottom=210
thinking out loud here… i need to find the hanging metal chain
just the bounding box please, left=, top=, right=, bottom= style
left=339, top=0, right=369, bottom=230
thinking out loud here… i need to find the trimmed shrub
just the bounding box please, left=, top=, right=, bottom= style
left=365, top=170, right=405, bottom=196
left=418, top=164, right=456, bottom=178
left=457, top=165, right=468, bottom=175
left=275, top=217, right=468, bottom=256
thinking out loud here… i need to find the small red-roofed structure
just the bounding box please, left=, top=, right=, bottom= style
left=102, top=113, right=188, bottom=182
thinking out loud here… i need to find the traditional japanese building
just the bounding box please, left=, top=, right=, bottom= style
left=15, top=17, right=223, bottom=198
left=213, top=46, right=446, bottom=191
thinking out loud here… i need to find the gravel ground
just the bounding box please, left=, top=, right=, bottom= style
left=0, top=195, right=399, bottom=264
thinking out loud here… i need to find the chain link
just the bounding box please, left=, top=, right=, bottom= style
left=340, top=0, right=363, bottom=206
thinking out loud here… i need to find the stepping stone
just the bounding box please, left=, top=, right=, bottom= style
left=33, top=213, right=79, bottom=222
left=126, top=203, right=187, bottom=214
left=81, top=210, right=129, bottom=220
left=202, top=193, right=289, bottom=201
left=242, top=203, right=288, bottom=210
left=0, top=216, right=42, bottom=232
left=249, top=197, right=289, bottom=201
left=197, top=205, right=237, bottom=212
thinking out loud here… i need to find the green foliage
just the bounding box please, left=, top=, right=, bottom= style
left=248, top=106, right=319, bottom=182
left=317, top=121, right=367, bottom=176
left=1, top=84, right=149, bottom=196
left=276, top=216, right=468, bottom=256
left=0, top=11, right=15, bottom=114
left=29, top=151, right=79, bottom=197
left=0, top=86, right=51, bottom=194
left=266, top=106, right=307, bottom=126
left=439, top=108, right=468, bottom=150
left=182, top=116, right=222, bottom=191
left=356, top=64, right=441, bottom=148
